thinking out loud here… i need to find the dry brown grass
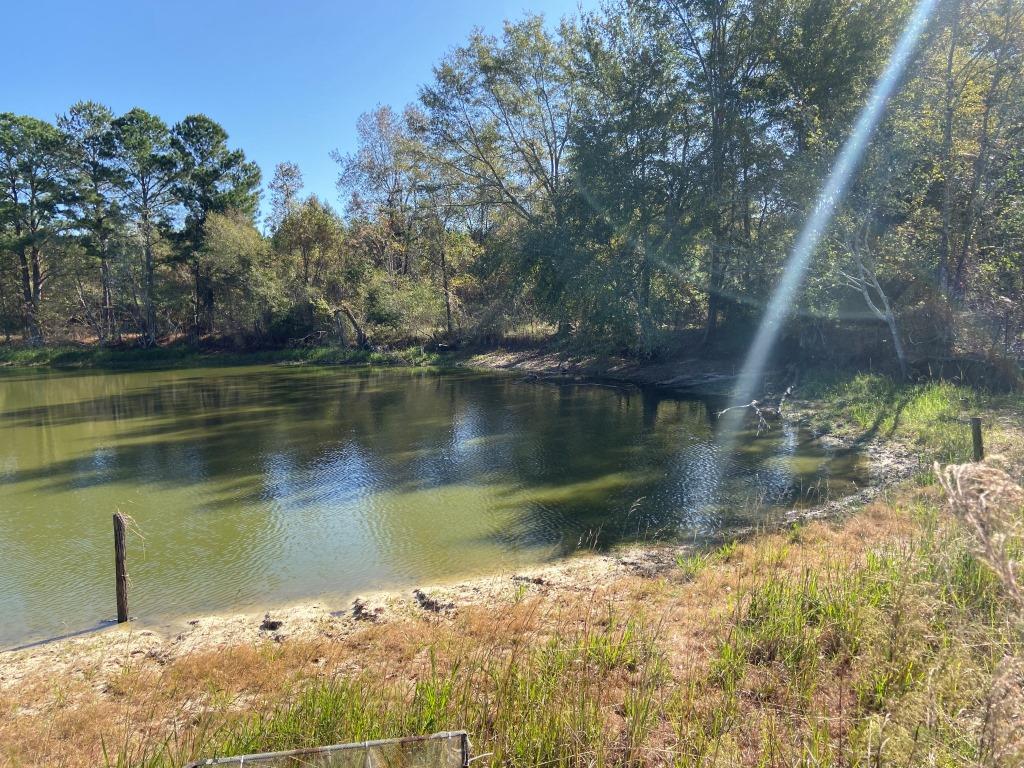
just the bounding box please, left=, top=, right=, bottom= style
left=936, top=461, right=1024, bottom=605
left=936, top=461, right=1024, bottom=767
left=1, top=499, right=920, bottom=768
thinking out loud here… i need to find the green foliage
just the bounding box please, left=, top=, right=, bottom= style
left=676, top=539, right=739, bottom=580
left=365, top=273, right=445, bottom=341
left=199, top=211, right=284, bottom=341
left=0, top=344, right=443, bottom=370
left=2, top=0, right=1022, bottom=363
left=676, top=551, right=714, bottom=581
left=0, top=111, right=69, bottom=342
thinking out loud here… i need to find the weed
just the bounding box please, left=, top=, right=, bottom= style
left=675, top=551, right=713, bottom=581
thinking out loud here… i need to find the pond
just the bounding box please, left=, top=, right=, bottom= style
left=0, top=365, right=867, bottom=647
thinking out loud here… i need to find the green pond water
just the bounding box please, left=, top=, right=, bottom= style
left=0, top=365, right=867, bottom=648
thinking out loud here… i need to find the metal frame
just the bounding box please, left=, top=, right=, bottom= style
left=183, top=731, right=470, bottom=767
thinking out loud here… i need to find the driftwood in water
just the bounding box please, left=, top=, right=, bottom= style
left=717, top=386, right=794, bottom=435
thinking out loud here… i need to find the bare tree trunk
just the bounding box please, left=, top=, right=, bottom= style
left=143, top=238, right=156, bottom=345
left=73, top=273, right=101, bottom=340
left=938, top=0, right=961, bottom=295
left=0, top=278, right=11, bottom=342
left=141, top=201, right=157, bottom=346
left=440, top=246, right=453, bottom=336
left=637, top=248, right=655, bottom=353
left=843, top=236, right=908, bottom=379
left=100, top=250, right=114, bottom=343
left=703, top=243, right=723, bottom=345
left=884, top=311, right=909, bottom=379
left=17, top=246, right=36, bottom=343
left=16, top=240, right=45, bottom=345
left=337, top=304, right=370, bottom=349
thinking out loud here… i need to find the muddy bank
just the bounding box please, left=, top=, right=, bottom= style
left=3, top=454, right=906, bottom=693
left=468, top=347, right=921, bottom=487
left=1, top=435, right=910, bottom=690
left=465, top=348, right=755, bottom=395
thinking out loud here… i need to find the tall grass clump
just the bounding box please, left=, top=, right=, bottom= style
left=115, top=612, right=665, bottom=768
left=662, top=485, right=1023, bottom=767
left=802, top=372, right=1019, bottom=464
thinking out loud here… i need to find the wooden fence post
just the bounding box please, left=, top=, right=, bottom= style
left=113, top=512, right=129, bottom=623
left=970, top=416, right=984, bottom=462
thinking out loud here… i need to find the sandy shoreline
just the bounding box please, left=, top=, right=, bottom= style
left=1, top=463, right=911, bottom=690
left=0, top=540, right=686, bottom=692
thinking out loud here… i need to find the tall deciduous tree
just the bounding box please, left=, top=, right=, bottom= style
left=421, top=15, right=579, bottom=331
left=199, top=210, right=283, bottom=339
left=266, top=161, right=303, bottom=234
left=334, top=106, right=421, bottom=277
left=571, top=1, right=697, bottom=351
left=421, top=16, right=576, bottom=224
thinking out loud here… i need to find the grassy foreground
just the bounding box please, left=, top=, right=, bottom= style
left=1, top=378, right=1022, bottom=768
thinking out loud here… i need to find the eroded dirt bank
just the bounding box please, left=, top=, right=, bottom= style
left=466, top=348, right=748, bottom=393
left=0, top=543, right=678, bottom=692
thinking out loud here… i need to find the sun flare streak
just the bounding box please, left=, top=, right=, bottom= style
left=721, top=0, right=939, bottom=434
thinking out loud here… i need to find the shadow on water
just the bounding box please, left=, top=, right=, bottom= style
left=0, top=366, right=870, bottom=647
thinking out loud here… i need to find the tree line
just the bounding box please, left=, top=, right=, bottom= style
left=2, top=0, right=1022, bottom=372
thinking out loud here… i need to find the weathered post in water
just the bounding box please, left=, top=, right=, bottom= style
left=113, top=512, right=129, bottom=623
left=971, top=417, right=984, bottom=462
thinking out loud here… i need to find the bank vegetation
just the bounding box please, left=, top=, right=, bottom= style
left=1, top=0, right=1022, bottom=386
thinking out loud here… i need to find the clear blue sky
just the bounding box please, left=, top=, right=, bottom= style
left=3, top=0, right=594, bottom=216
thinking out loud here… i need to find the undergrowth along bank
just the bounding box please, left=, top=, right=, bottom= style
left=801, top=372, right=1022, bottom=466
left=0, top=344, right=443, bottom=370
